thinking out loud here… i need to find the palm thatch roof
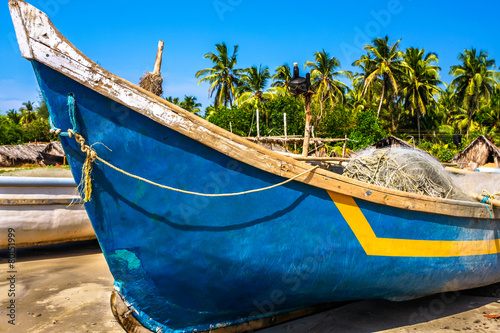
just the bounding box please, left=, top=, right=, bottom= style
left=0, top=142, right=65, bottom=167
left=0, top=143, right=45, bottom=166
left=450, top=135, right=500, bottom=170
left=41, top=141, right=64, bottom=155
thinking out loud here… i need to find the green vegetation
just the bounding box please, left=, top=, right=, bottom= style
left=185, top=36, right=500, bottom=161
left=3, top=36, right=500, bottom=163
left=0, top=96, right=57, bottom=145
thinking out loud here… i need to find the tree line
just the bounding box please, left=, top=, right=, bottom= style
left=0, top=99, right=56, bottom=145
left=165, top=36, right=500, bottom=159
left=3, top=36, right=499, bottom=162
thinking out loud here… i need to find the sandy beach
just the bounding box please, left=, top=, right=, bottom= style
left=0, top=166, right=73, bottom=178
left=2, top=241, right=500, bottom=333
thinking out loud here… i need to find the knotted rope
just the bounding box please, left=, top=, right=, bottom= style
left=68, top=129, right=96, bottom=202
left=480, top=190, right=500, bottom=219
left=65, top=129, right=318, bottom=202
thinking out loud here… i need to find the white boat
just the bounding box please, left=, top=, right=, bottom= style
left=0, top=177, right=95, bottom=248
left=474, top=167, right=500, bottom=174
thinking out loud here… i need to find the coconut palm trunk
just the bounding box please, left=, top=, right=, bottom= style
left=377, top=79, right=386, bottom=119
left=416, top=108, right=421, bottom=143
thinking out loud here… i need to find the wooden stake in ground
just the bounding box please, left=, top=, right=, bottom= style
left=139, top=41, right=164, bottom=96
left=342, top=135, right=348, bottom=157
left=302, top=92, right=313, bottom=157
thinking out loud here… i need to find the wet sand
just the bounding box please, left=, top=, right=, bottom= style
left=2, top=241, right=500, bottom=332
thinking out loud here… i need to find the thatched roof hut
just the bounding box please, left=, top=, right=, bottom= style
left=40, top=141, right=65, bottom=166
left=0, top=143, right=46, bottom=167
left=0, top=141, right=65, bottom=167
left=41, top=141, right=64, bottom=156
left=450, top=135, right=500, bottom=170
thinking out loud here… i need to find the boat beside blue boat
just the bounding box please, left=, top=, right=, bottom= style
left=9, top=1, right=500, bottom=332
left=0, top=176, right=94, bottom=249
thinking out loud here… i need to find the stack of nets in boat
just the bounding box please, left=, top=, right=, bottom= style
left=343, top=147, right=472, bottom=201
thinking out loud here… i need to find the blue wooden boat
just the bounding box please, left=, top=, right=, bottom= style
left=9, top=1, right=500, bottom=332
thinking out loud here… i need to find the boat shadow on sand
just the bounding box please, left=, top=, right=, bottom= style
left=261, top=291, right=500, bottom=332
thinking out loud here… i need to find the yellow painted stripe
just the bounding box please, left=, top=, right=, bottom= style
left=328, top=191, right=500, bottom=257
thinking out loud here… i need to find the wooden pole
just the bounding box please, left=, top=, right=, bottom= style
left=256, top=108, right=260, bottom=138
left=342, top=135, right=348, bottom=157
left=311, top=126, right=318, bottom=157
left=244, top=137, right=349, bottom=143
left=284, top=113, right=287, bottom=149
left=469, top=192, right=500, bottom=212
left=153, top=41, right=164, bottom=75
left=229, top=121, right=232, bottom=133
left=302, top=93, right=313, bottom=157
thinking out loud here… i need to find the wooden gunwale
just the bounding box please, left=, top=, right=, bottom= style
left=9, top=0, right=498, bottom=219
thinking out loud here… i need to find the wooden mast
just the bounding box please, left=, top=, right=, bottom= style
left=153, top=41, right=164, bottom=76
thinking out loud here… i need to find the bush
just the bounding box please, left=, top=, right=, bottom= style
left=348, top=110, right=387, bottom=150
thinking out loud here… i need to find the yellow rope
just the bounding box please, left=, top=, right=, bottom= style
left=482, top=190, right=500, bottom=200
left=67, top=130, right=319, bottom=202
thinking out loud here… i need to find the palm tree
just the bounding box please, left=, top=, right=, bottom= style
left=195, top=42, right=242, bottom=109
left=165, top=96, right=180, bottom=105
left=19, top=101, right=36, bottom=124
left=346, top=80, right=377, bottom=114
left=449, top=48, right=500, bottom=138
left=353, top=36, right=407, bottom=118
left=236, top=65, right=274, bottom=137
left=35, top=99, right=50, bottom=119
left=401, top=47, right=444, bottom=142
left=305, top=50, right=351, bottom=120
left=352, top=53, right=378, bottom=100
left=179, top=95, right=202, bottom=115
left=271, top=64, right=292, bottom=96
left=480, top=86, right=500, bottom=139
left=6, top=109, right=22, bottom=124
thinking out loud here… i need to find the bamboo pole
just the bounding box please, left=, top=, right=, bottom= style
left=468, top=192, right=500, bottom=211
left=256, top=108, right=260, bottom=138
left=342, top=135, right=348, bottom=158
left=311, top=126, right=318, bottom=157
left=284, top=113, right=287, bottom=149
left=293, top=156, right=350, bottom=162
left=245, top=137, right=350, bottom=143
left=302, top=93, right=313, bottom=157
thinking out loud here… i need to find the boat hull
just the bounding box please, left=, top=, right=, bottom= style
left=0, top=177, right=95, bottom=248
left=9, top=0, right=500, bottom=330
left=32, top=60, right=500, bottom=332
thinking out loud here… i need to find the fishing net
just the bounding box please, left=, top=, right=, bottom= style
left=343, top=147, right=473, bottom=201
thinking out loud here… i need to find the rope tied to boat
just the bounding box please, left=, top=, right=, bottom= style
left=65, top=129, right=318, bottom=202
left=68, top=129, right=96, bottom=202
left=49, top=93, right=79, bottom=137
left=480, top=190, right=499, bottom=219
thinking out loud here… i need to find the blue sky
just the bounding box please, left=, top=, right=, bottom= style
left=1, top=0, right=500, bottom=114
